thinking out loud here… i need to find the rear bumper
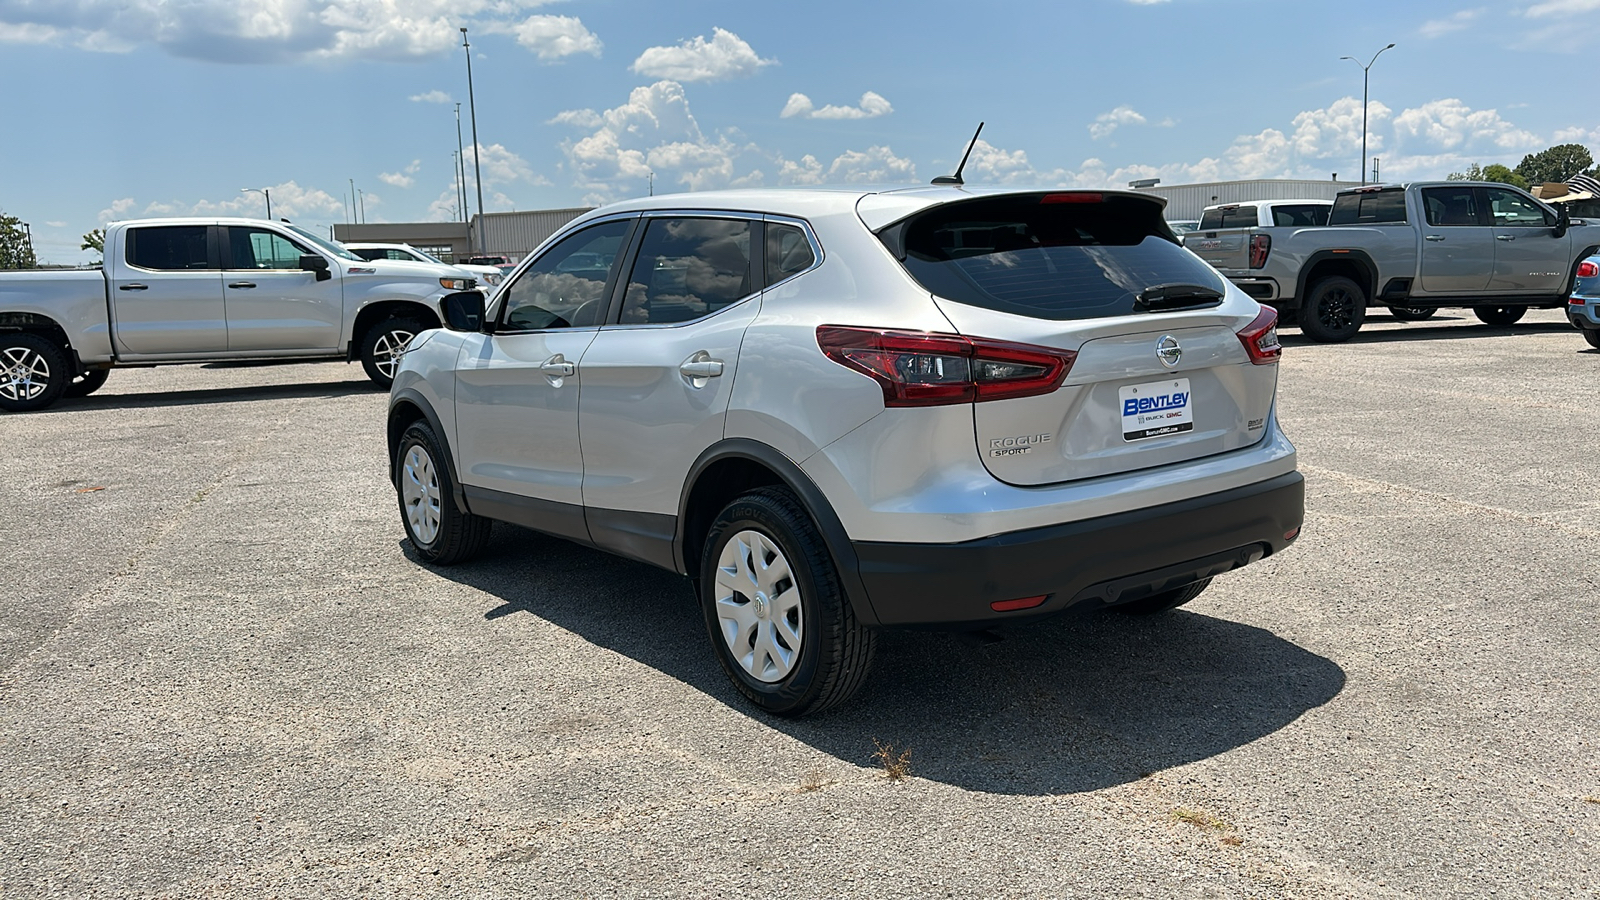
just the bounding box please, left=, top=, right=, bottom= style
left=853, top=471, right=1304, bottom=628
left=1569, top=297, right=1600, bottom=328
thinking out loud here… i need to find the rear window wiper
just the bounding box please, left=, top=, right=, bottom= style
left=1134, top=283, right=1224, bottom=312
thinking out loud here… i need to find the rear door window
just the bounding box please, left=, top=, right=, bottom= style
left=1271, top=204, right=1330, bottom=227
left=1421, top=187, right=1485, bottom=226
left=1199, top=206, right=1260, bottom=230
left=620, top=217, right=753, bottom=325
left=126, top=225, right=212, bottom=270
left=887, top=193, right=1225, bottom=321
left=1329, top=189, right=1408, bottom=225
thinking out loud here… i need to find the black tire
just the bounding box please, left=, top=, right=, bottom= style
left=1389, top=306, right=1436, bottom=321
left=1474, top=306, right=1527, bottom=326
left=699, top=487, right=876, bottom=717
left=1115, top=578, right=1212, bottom=616
left=64, top=368, right=110, bottom=398
left=360, top=316, right=427, bottom=389
left=394, top=420, right=491, bottom=565
left=1299, top=277, right=1367, bottom=343
left=0, top=333, right=69, bottom=413
left=1582, top=328, right=1600, bottom=350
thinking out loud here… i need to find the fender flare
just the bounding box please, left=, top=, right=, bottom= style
left=387, top=388, right=469, bottom=513
left=1294, top=249, right=1380, bottom=307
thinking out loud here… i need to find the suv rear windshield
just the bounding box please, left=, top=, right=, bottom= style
left=1199, top=206, right=1260, bottom=230
left=886, top=193, right=1226, bottom=321
left=1329, top=189, right=1407, bottom=225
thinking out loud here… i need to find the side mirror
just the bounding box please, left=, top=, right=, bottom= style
left=1555, top=204, right=1571, bottom=239
left=441, top=291, right=486, bottom=332
left=299, top=254, right=332, bottom=282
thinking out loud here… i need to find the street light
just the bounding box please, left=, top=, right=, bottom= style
left=454, top=102, right=469, bottom=225
left=1341, top=43, right=1396, bottom=186
left=241, top=187, right=271, bottom=219
left=461, top=26, right=486, bottom=256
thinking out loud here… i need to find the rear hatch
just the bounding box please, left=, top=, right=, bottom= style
left=879, top=191, right=1279, bottom=487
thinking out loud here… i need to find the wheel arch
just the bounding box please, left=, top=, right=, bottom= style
left=676, top=438, right=881, bottom=627
left=1295, top=251, right=1378, bottom=306
left=349, top=300, right=442, bottom=359
left=0, top=312, right=80, bottom=375
left=387, top=389, right=468, bottom=512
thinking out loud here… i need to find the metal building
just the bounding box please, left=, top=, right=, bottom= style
left=472, top=208, right=592, bottom=261
left=1138, top=179, right=1363, bottom=221
left=333, top=207, right=593, bottom=264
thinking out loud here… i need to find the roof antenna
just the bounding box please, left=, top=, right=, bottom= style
left=931, top=122, right=984, bottom=185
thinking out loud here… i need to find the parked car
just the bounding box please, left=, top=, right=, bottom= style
left=385, top=187, right=1304, bottom=715
left=1189, top=199, right=1332, bottom=233
left=345, top=242, right=505, bottom=289
left=1568, top=254, right=1600, bottom=349
left=1184, top=182, right=1599, bottom=342
left=0, top=218, right=474, bottom=411
left=465, top=254, right=513, bottom=267
left=1169, top=219, right=1201, bottom=236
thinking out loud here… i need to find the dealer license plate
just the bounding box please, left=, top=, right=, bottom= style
left=1120, top=378, right=1193, bottom=442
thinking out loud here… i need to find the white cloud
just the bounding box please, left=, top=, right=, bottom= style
left=1523, top=0, right=1600, bottom=17
left=409, top=89, right=452, bottom=104
left=630, top=28, right=775, bottom=82
left=1089, top=106, right=1148, bottom=140
left=780, top=91, right=892, bottom=120
left=776, top=147, right=914, bottom=184
left=379, top=159, right=422, bottom=189
left=98, top=198, right=137, bottom=224
left=1391, top=98, right=1539, bottom=151
left=1420, top=8, right=1484, bottom=37
left=491, top=14, right=601, bottom=60
left=0, top=21, right=61, bottom=43
left=1289, top=96, right=1390, bottom=158
left=548, top=108, right=603, bottom=128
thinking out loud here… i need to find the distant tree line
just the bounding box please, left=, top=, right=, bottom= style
left=1449, top=142, right=1598, bottom=190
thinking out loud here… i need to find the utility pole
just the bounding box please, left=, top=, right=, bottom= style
left=358, top=189, right=366, bottom=224
left=348, top=178, right=356, bottom=225
left=648, top=170, right=654, bottom=196
left=1341, top=43, right=1395, bottom=186
left=454, top=102, right=469, bottom=225
left=462, top=27, right=486, bottom=255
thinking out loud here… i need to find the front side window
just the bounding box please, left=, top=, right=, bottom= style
left=1421, top=187, right=1484, bottom=227
left=499, top=220, right=631, bottom=331
left=127, top=225, right=210, bottom=270
left=766, top=222, right=816, bottom=286
left=229, top=227, right=311, bottom=269
left=621, top=217, right=753, bottom=325
left=1485, top=188, right=1551, bottom=227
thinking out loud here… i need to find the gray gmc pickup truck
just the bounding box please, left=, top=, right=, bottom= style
left=1184, top=181, right=1600, bottom=341
left=0, top=217, right=475, bottom=412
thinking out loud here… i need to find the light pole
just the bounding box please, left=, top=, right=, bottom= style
left=1341, top=43, right=1395, bottom=186
left=461, top=26, right=486, bottom=255
left=22, top=222, right=32, bottom=262
left=454, top=102, right=469, bottom=225
left=358, top=189, right=366, bottom=224
left=241, top=187, right=271, bottom=219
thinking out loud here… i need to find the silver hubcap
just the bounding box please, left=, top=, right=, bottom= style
left=0, top=345, right=50, bottom=401
left=401, top=443, right=442, bottom=545
left=714, top=529, right=803, bottom=683
left=373, top=329, right=415, bottom=378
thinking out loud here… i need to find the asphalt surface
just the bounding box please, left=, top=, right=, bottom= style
left=2, top=310, right=1597, bottom=898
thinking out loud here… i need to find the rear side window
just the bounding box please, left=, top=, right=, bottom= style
left=1329, top=190, right=1407, bottom=225
left=1421, top=187, right=1483, bottom=226
left=1199, top=206, right=1260, bottom=230
left=889, top=193, right=1226, bottom=321
left=766, top=222, right=815, bottom=286
left=1271, top=204, right=1330, bottom=227
left=621, top=217, right=753, bottom=325
left=127, top=226, right=210, bottom=270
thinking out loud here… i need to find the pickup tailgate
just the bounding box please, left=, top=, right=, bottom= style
left=1183, top=229, right=1256, bottom=270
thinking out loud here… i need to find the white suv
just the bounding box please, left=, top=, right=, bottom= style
left=386, top=187, right=1304, bottom=716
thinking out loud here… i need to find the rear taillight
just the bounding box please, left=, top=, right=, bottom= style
left=816, top=326, right=1075, bottom=407
left=1237, top=306, right=1281, bottom=365
left=1249, top=234, right=1272, bottom=269
left=1578, top=261, right=1598, bottom=278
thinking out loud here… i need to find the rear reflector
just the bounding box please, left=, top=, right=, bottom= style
left=1237, top=306, right=1282, bottom=365
left=1579, top=261, right=1598, bottom=278
left=1040, top=192, right=1104, bottom=204
left=1284, top=527, right=1301, bottom=541
left=817, top=326, right=1075, bottom=407
left=1249, top=234, right=1272, bottom=269
left=991, top=595, right=1048, bottom=612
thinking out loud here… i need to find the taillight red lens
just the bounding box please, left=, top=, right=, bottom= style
left=1237, top=306, right=1281, bottom=365
left=1578, top=261, right=1598, bottom=278
left=816, top=326, right=1075, bottom=407
left=1249, top=234, right=1272, bottom=269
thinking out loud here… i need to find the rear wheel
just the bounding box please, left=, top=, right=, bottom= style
left=0, top=334, right=68, bottom=413
left=1582, top=328, right=1600, bottom=350
left=1389, top=306, right=1436, bottom=321
left=700, top=487, right=875, bottom=716
left=1115, top=578, right=1212, bottom=616
left=64, top=368, right=110, bottom=398
left=395, top=420, right=491, bottom=565
left=1299, top=277, right=1367, bottom=342
left=1474, top=306, right=1527, bottom=326
left=360, top=316, right=426, bottom=389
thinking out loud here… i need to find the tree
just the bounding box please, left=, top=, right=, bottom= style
left=1446, top=163, right=1484, bottom=181
left=1447, top=162, right=1531, bottom=190
left=0, top=211, right=37, bottom=270
left=81, top=228, right=104, bottom=254
left=1514, top=143, right=1595, bottom=186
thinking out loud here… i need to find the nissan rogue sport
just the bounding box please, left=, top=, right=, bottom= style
left=386, top=187, right=1304, bottom=716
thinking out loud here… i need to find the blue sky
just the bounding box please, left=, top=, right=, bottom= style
left=3, top=0, right=1599, bottom=263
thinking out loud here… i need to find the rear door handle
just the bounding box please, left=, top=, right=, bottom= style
left=1496, top=234, right=1516, bottom=241
left=539, top=354, right=576, bottom=378
left=227, top=281, right=257, bottom=289
left=1424, top=235, right=1445, bottom=242
left=678, top=352, right=724, bottom=387
left=118, top=283, right=148, bottom=291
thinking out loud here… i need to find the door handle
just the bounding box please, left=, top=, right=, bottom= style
left=678, top=358, right=725, bottom=379
left=1424, top=235, right=1445, bottom=242
left=227, top=281, right=257, bottom=289
left=1496, top=234, right=1516, bottom=241
left=118, top=283, right=148, bottom=291
left=539, top=355, right=576, bottom=377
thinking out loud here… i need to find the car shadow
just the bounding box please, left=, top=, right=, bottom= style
left=41, top=379, right=378, bottom=413
left=423, top=525, right=1346, bottom=796
left=1281, top=319, right=1576, bottom=346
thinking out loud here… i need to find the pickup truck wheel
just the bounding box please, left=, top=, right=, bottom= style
left=1583, top=328, right=1600, bottom=350
left=361, top=316, right=425, bottom=389
left=1474, top=306, right=1527, bottom=326
left=64, top=368, right=110, bottom=398
left=700, top=487, right=876, bottom=717
left=1115, top=578, right=1212, bottom=616
left=0, top=334, right=68, bottom=413
left=1299, top=277, right=1367, bottom=342
left=1389, top=306, right=1436, bottom=321
left=395, top=420, right=491, bottom=565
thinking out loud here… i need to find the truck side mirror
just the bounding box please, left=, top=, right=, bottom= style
left=299, top=254, right=332, bottom=281
left=1554, top=204, right=1571, bottom=239
left=440, top=291, right=486, bottom=332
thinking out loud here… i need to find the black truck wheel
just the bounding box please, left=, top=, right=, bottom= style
left=1299, top=277, right=1367, bottom=343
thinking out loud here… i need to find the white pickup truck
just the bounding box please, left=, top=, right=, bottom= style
left=0, top=217, right=476, bottom=411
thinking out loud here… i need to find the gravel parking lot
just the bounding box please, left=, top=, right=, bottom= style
left=3, top=309, right=1597, bottom=898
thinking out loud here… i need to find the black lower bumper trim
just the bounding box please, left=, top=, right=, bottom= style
left=853, top=472, right=1304, bottom=628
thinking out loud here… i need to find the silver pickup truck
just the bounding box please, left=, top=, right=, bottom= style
left=0, top=217, right=475, bottom=412
left=1183, top=181, right=1600, bottom=341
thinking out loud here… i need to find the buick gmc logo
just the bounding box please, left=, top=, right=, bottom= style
left=1156, top=335, right=1182, bottom=368
left=1194, top=239, right=1223, bottom=250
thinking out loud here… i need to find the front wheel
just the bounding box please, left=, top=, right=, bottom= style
left=0, top=334, right=69, bottom=413
left=360, top=316, right=426, bottom=389
left=700, top=487, right=876, bottom=716
left=1474, top=306, right=1527, bottom=326
left=395, top=420, right=491, bottom=565
left=1299, top=277, right=1367, bottom=342
left=65, top=368, right=110, bottom=398
left=1389, top=306, right=1436, bottom=321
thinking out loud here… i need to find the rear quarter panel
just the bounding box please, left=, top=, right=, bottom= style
left=0, top=269, right=115, bottom=362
